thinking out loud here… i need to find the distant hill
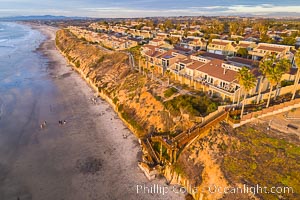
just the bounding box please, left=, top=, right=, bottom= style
left=0, top=15, right=91, bottom=21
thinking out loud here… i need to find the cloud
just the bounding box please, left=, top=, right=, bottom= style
left=79, top=4, right=300, bottom=17
left=225, top=4, right=300, bottom=15
left=0, top=8, right=72, bottom=16
left=0, top=1, right=300, bottom=17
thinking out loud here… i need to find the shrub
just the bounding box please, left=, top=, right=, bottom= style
left=281, top=80, right=294, bottom=87
left=163, top=95, right=219, bottom=117
left=154, top=95, right=162, bottom=101
left=75, top=60, right=80, bottom=68
left=113, top=97, right=119, bottom=104
left=164, top=87, right=178, bottom=98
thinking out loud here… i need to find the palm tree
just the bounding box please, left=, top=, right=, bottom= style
left=141, top=56, right=146, bottom=76
left=292, top=50, right=300, bottom=100
left=237, top=67, right=256, bottom=119
left=165, top=69, right=171, bottom=86
left=274, top=58, right=291, bottom=100
left=236, top=67, right=248, bottom=105
left=265, top=58, right=290, bottom=107
left=257, top=55, right=274, bottom=104
left=138, top=56, right=142, bottom=74
left=150, top=65, right=155, bottom=80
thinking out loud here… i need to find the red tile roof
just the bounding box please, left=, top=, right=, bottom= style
left=158, top=49, right=185, bottom=59
left=228, top=57, right=258, bottom=67
left=256, top=45, right=286, bottom=52
left=159, top=50, right=176, bottom=59
left=174, top=46, right=193, bottom=53
left=178, top=58, right=193, bottom=65
left=197, top=51, right=226, bottom=60
left=238, top=43, right=251, bottom=48
left=151, top=39, right=163, bottom=42
left=210, top=41, right=231, bottom=46
left=186, top=61, right=206, bottom=70
left=195, top=59, right=238, bottom=82
left=145, top=50, right=164, bottom=58
left=142, top=45, right=158, bottom=53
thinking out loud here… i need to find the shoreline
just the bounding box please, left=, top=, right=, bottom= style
left=26, top=23, right=184, bottom=200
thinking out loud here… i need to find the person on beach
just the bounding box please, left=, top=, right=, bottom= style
left=43, top=121, right=47, bottom=126
left=63, top=120, right=66, bottom=124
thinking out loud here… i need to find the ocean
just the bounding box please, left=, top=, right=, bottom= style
left=0, top=22, right=46, bottom=124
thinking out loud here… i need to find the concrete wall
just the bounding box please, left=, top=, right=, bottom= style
left=238, top=98, right=300, bottom=126
left=247, top=83, right=300, bottom=104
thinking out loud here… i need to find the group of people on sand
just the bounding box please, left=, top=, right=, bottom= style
left=40, top=121, right=47, bottom=129
left=58, top=120, right=67, bottom=125
left=90, top=97, right=98, bottom=104
left=40, top=120, right=67, bottom=129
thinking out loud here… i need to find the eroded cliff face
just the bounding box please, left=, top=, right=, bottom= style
left=55, top=29, right=190, bottom=137
left=55, top=29, right=300, bottom=200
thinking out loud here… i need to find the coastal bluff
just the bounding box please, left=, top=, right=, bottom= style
left=55, top=28, right=190, bottom=138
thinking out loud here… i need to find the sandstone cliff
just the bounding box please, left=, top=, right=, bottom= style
left=55, top=29, right=192, bottom=137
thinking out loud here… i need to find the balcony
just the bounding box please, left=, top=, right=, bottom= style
left=170, top=69, right=179, bottom=74
left=178, top=73, right=193, bottom=80
left=209, top=84, right=236, bottom=96
left=248, top=50, right=265, bottom=57
left=207, top=46, right=224, bottom=51
left=170, top=68, right=184, bottom=75
left=194, top=78, right=236, bottom=96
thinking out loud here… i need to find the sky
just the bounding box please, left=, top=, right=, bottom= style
left=0, top=0, right=300, bottom=18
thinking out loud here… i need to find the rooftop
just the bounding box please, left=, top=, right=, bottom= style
left=195, top=59, right=238, bottom=83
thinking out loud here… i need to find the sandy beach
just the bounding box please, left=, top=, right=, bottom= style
left=0, top=23, right=184, bottom=200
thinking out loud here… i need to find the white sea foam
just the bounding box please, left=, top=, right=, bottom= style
left=0, top=98, right=3, bottom=120
left=0, top=39, right=8, bottom=43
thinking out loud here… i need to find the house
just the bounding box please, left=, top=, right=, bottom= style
left=139, top=30, right=153, bottom=39
left=249, top=43, right=294, bottom=60
left=181, top=36, right=207, bottom=50
left=141, top=26, right=153, bottom=31
left=187, top=30, right=203, bottom=37
left=142, top=48, right=187, bottom=74
left=172, top=56, right=208, bottom=85
left=98, top=34, right=138, bottom=50
left=227, top=57, right=258, bottom=69
left=89, top=23, right=109, bottom=32
left=156, top=50, right=187, bottom=74
left=170, top=34, right=183, bottom=42
left=149, top=38, right=165, bottom=46
left=234, top=41, right=257, bottom=57
left=236, top=41, right=257, bottom=51
left=231, top=35, right=244, bottom=40
left=244, top=27, right=253, bottom=34
left=197, top=51, right=227, bottom=60
left=156, top=33, right=169, bottom=40
left=207, top=39, right=236, bottom=56
left=172, top=54, right=261, bottom=101
left=141, top=45, right=166, bottom=72
left=174, top=45, right=194, bottom=55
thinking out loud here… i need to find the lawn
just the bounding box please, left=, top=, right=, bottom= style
left=222, top=126, right=300, bottom=200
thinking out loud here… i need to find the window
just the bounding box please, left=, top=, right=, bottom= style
left=180, top=64, right=185, bottom=70
left=162, top=59, right=169, bottom=67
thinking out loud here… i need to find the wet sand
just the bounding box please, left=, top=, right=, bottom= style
left=0, top=24, right=184, bottom=200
